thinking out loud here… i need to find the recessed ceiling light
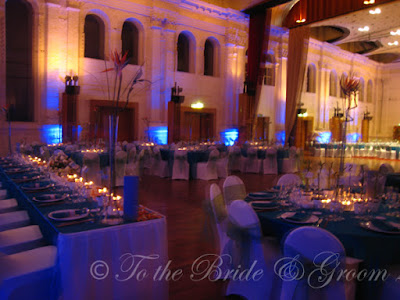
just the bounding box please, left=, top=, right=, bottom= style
left=369, top=8, right=381, bottom=14
left=390, top=29, right=400, bottom=36
left=388, top=41, right=399, bottom=46
left=364, top=0, right=375, bottom=4
left=358, top=26, right=370, bottom=32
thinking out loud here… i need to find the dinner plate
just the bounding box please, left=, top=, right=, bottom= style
left=251, top=201, right=279, bottom=210
left=280, top=212, right=319, bottom=224
left=48, top=209, right=89, bottom=221
left=12, top=174, right=41, bottom=183
left=21, top=181, right=54, bottom=191
left=5, top=167, right=31, bottom=174
left=33, top=193, right=68, bottom=203
left=247, top=192, right=276, bottom=200
left=360, top=221, right=400, bottom=235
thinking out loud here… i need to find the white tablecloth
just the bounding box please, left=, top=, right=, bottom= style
left=57, top=217, right=168, bottom=300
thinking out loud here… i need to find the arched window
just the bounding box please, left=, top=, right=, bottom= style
left=359, top=77, right=365, bottom=102
left=329, top=71, right=337, bottom=97
left=6, top=0, right=34, bottom=121
left=121, top=21, right=139, bottom=65
left=177, top=32, right=195, bottom=73
left=264, top=54, right=275, bottom=86
left=204, top=39, right=214, bottom=76
left=84, top=14, right=105, bottom=59
left=204, top=37, right=220, bottom=76
left=306, top=64, right=316, bottom=93
left=367, top=80, right=373, bottom=103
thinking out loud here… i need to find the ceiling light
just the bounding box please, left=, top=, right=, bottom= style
left=364, top=0, right=375, bottom=4
left=388, top=41, right=399, bottom=46
left=369, top=8, right=381, bottom=14
left=390, top=29, right=400, bottom=36
left=296, top=18, right=306, bottom=23
left=358, top=26, right=370, bottom=32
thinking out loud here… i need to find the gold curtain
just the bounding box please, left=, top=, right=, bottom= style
left=285, top=25, right=310, bottom=145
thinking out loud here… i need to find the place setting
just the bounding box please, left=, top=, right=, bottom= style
left=21, top=180, right=55, bottom=192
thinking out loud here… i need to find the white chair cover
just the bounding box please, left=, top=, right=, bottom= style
left=225, top=200, right=279, bottom=300
left=223, top=175, right=246, bottom=205
left=0, top=211, right=30, bottom=232
left=138, top=148, right=152, bottom=177
left=242, top=147, right=262, bottom=173
left=82, top=152, right=102, bottom=186
left=263, top=148, right=278, bottom=175
left=150, top=146, right=170, bottom=178
left=172, top=150, right=189, bottom=180
left=277, top=174, right=301, bottom=186
left=115, top=151, right=127, bottom=187
left=39, top=146, right=50, bottom=160
left=0, top=225, right=43, bottom=255
left=282, top=146, right=298, bottom=174
left=206, top=184, right=230, bottom=278
left=281, top=227, right=355, bottom=300
left=0, top=198, right=18, bottom=214
left=125, top=146, right=139, bottom=177
left=216, top=156, right=229, bottom=178
left=0, top=246, right=57, bottom=300
left=196, top=149, right=219, bottom=180
left=228, top=146, right=242, bottom=172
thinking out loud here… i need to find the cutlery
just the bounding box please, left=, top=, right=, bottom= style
left=56, top=218, right=94, bottom=228
left=37, top=201, right=65, bottom=207
left=315, top=218, right=324, bottom=227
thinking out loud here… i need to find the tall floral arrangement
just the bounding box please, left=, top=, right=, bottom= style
left=338, top=73, right=360, bottom=178
left=102, top=51, right=150, bottom=196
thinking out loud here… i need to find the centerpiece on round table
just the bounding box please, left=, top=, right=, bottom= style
left=101, top=51, right=150, bottom=224
left=337, top=73, right=360, bottom=187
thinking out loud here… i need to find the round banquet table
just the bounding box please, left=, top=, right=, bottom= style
left=253, top=200, right=400, bottom=300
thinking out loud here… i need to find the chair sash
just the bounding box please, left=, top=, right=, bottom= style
left=224, top=184, right=246, bottom=203
left=266, top=148, right=278, bottom=169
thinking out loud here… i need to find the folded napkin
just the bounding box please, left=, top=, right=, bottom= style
left=286, top=212, right=311, bottom=222
left=371, top=220, right=400, bottom=232
left=51, top=209, right=86, bottom=219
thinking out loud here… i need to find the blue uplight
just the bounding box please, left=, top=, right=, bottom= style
left=148, top=126, right=168, bottom=145
left=42, top=125, right=62, bottom=144
left=347, top=133, right=360, bottom=143
left=221, top=128, right=239, bottom=146
left=275, top=131, right=285, bottom=146
left=316, top=131, right=332, bottom=144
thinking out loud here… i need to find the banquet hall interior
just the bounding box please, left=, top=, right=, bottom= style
left=2, top=0, right=400, bottom=299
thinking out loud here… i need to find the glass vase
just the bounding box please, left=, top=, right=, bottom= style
left=101, top=114, right=123, bottom=225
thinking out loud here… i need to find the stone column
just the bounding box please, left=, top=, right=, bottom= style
left=45, top=3, right=68, bottom=125
left=149, top=24, right=162, bottom=122
left=224, top=43, right=237, bottom=127
left=162, top=28, right=176, bottom=123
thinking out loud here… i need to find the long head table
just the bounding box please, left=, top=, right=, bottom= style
left=0, top=163, right=168, bottom=300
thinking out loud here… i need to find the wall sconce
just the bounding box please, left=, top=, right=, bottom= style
left=191, top=102, right=204, bottom=109
left=297, top=108, right=307, bottom=117
left=364, top=0, right=375, bottom=5
left=296, top=18, right=306, bottom=23
left=65, top=75, right=80, bottom=95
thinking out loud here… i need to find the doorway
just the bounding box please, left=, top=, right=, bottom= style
left=181, top=107, right=216, bottom=142
left=90, top=100, right=138, bottom=142
left=295, top=116, right=313, bottom=150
